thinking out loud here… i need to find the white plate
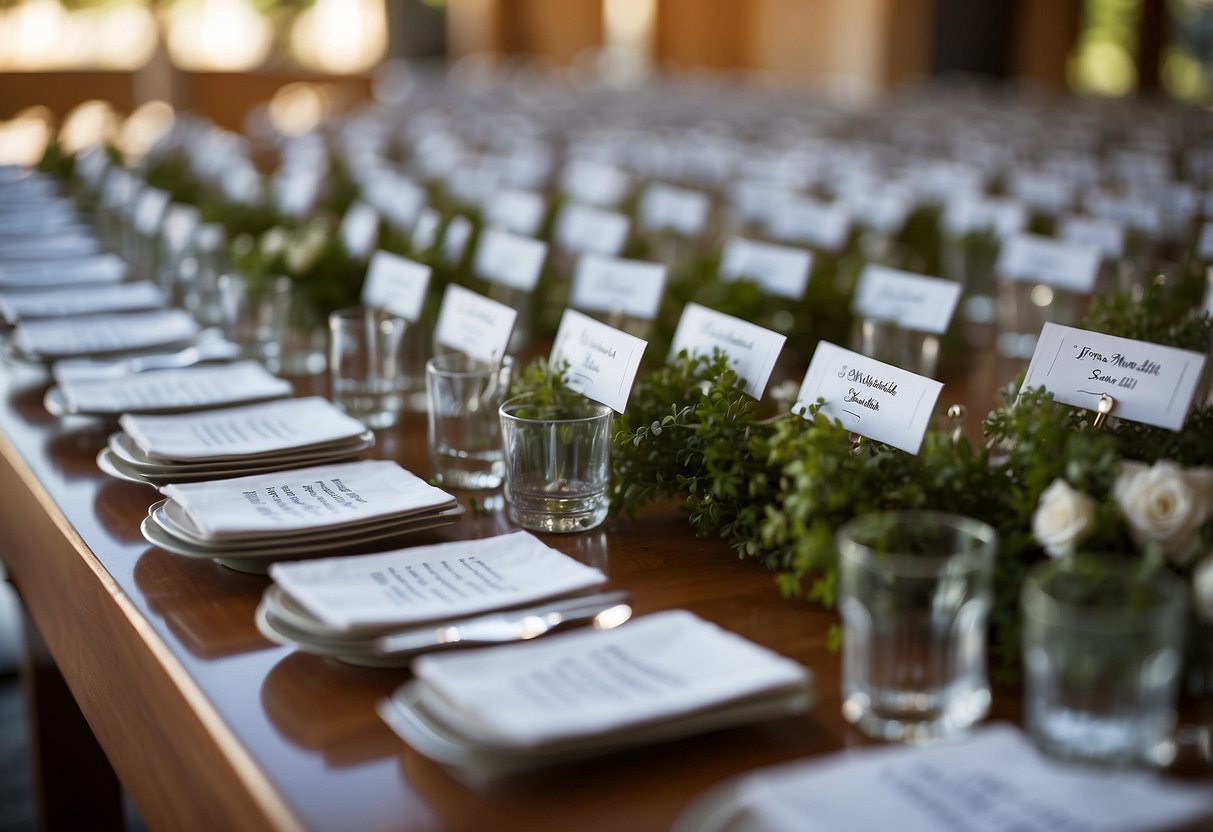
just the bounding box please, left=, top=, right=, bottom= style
left=104, top=431, right=376, bottom=480
left=255, top=601, right=410, bottom=668
left=378, top=679, right=814, bottom=782
left=96, top=448, right=156, bottom=486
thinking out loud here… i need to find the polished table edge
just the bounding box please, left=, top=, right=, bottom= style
left=0, top=424, right=307, bottom=831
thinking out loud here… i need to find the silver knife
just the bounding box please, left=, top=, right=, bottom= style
left=373, top=590, right=633, bottom=657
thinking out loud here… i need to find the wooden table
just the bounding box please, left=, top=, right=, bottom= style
left=0, top=353, right=1188, bottom=831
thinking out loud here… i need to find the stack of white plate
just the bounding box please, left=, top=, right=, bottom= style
left=377, top=610, right=815, bottom=783
left=98, top=397, right=375, bottom=486
left=140, top=459, right=463, bottom=573
left=253, top=531, right=619, bottom=666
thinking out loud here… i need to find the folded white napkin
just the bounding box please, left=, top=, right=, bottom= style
left=0, top=281, right=165, bottom=324
left=0, top=253, right=127, bottom=288
left=0, top=233, right=99, bottom=261
left=14, top=308, right=198, bottom=358
left=161, top=459, right=454, bottom=541
left=411, top=609, right=810, bottom=750
left=120, top=396, right=367, bottom=461
left=59, top=361, right=292, bottom=414
left=268, top=531, right=607, bottom=632
left=674, top=723, right=1213, bottom=832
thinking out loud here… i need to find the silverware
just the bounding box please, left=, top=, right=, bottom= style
left=373, top=590, right=633, bottom=657
left=52, top=336, right=240, bottom=380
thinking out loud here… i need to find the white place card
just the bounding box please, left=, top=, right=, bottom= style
left=852, top=266, right=962, bottom=335
left=550, top=309, right=647, bottom=413
left=409, top=609, right=810, bottom=750
left=473, top=226, right=547, bottom=292
left=570, top=254, right=667, bottom=321
left=162, top=204, right=201, bottom=256
left=161, top=459, right=452, bottom=541
left=669, top=303, right=786, bottom=400
left=719, top=237, right=813, bottom=301
left=366, top=175, right=426, bottom=233
left=273, top=170, right=321, bottom=218
left=120, top=396, right=366, bottom=461
left=442, top=215, right=472, bottom=265
left=483, top=189, right=546, bottom=237
left=14, top=308, right=199, bottom=359
left=410, top=207, right=441, bottom=252
left=133, top=187, right=170, bottom=238
left=639, top=183, right=710, bottom=237
left=1199, top=220, right=1213, bottom=262
left=1084, top=191, right=1162, bottom=235
left=1022, top=323, right=1207, bottom=431
left=433, top=284, right=517, bottom=364
left=764, top=196, right=851, bottom=252
left=560, top=160, right=630, bottom=207
left=58, top=361, right=293, bottom=415
left=675, top=724, right=1213, bottom=832
left=1007, top=170, right=1074, bottom=215
left=795, top=341, right=943, bottom=454
left=553, top=202, right=630, bottom=257
left=995, top=233, right=1101, bottom=293
left=0, top=281, right=165, bottom=324
left=1058, top=214, right=1126, bottom=261
left=340, top=200, right=380, bottom=260
left=942, top=195, right=1027, bottom=238
left=220, top=163, right=261, bottom=205
left=362, top=251, right=432, bottom=323
left=269, top=531, right=606, bottom=632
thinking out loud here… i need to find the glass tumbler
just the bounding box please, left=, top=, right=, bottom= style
left=498, top=395, right=613, bottom=533
left=328, top=306, right=408, bottom=429
left=1021, top=558, right=1188, bottom=767
left=426, top=354, right=512, bottom=490
left=837, top=511, right=998, bottom=743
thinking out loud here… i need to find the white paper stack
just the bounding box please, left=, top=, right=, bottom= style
left=254, top=530, right=617, bottom=667
left=97, top=397, right=375, bottom=485
left=140, top=459, right=463, bottom=572
left=48, top=361, right=293, bottom=417
left=673, top=724, right=1213, bottom=832
left=12, top=308, right=199, bottom=361
left=0, top=281, right=166, bottom=325
left=378, top=609, right=814, bottom=780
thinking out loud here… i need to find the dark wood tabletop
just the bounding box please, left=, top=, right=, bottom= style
left=0, top=349, right=1135, bottom=832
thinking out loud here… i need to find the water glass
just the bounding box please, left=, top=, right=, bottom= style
left=836, top=511, right=998, bottom=743
left=328, top=307, right=408, bottom=429
left=995, top=281, right=1083, bottom=360
left=426, top=354, right=512, bottom=490
left=498, top=395, right=613, bottom=533
left=851, top=317, right=941, bottom=378
left=1021, top=559, right=1188, bottom=767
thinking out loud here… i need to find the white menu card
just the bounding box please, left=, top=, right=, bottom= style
left=410, top=609, right=811, bottom=750
left=0, top=253, right=127, bottom=288
left=0, top=281, right=165, bottom=324
left=1021, top=323, right=1207, bottom=431
left=120, top=396, right=367, bottom=461
left=14, top=309, right=199, bottom=359
left=550, top=309, right=647, bottom=413
left=669, top=303, right=786, bottom=399
left=58, top=361, right=293, bottom=415
left=674, top=724, right=1213, bottom=832
left=795, top=341, right=943, bottom=455
left=269, top=531, right=606, bottom=631
left=161, top=459, right=452, bottom=541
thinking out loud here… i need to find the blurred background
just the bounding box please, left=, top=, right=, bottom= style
left=2, top=0, right=1213, bottom=164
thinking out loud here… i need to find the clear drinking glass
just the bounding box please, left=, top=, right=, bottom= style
left=850, top=318, right=941, bottom=378
left=995, top=281, right=1083, bottom=360
left=836, top=511, right=998, bottom=742
left=328, top=306, right=408, bottom=429
left=1021, top=559, right=1188, bottom=767
left=426, top=354, right=512, bottom=490
left=498, top=395, right=613, bottom=533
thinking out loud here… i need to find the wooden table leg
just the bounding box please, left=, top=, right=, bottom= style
left=21, top=608, right=125, bottom=832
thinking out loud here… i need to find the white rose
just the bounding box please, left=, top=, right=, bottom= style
left=1195, top=557, right=1213, bottom=623
left=1113, top=460, right=1210, bottom=563
left=1032, top=478, right=1097, bottom=558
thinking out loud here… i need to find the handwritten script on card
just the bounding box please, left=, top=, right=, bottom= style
left=795, top=342, right=943, bottom=455
left=433, top=284, right=517, bottom=364
left=1022, top=323, right=1207, bottom=431
left=668, top=303, right=785, bottom=399
left=550, top=309, right=647, bottom=412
